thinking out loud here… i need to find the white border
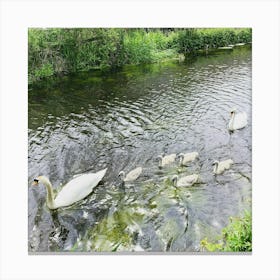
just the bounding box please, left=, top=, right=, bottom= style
left=0, top=0, right=279, bottom=279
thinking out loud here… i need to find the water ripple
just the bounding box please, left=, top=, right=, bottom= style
left=28, top=47, right=252, bottom=252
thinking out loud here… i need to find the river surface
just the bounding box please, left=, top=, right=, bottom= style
left=28, top=46, right=252, bottom=253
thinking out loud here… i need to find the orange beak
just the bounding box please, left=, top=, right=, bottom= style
left=32, top=180, right=39, bottom=186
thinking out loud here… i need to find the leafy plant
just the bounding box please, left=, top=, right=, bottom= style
left=200, top=210, right=252, bottom=252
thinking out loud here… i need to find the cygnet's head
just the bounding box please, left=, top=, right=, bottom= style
left=118, top=171, right=125, bottom=180
left=171, top=175, right=178, bottom=186
left=212, top=161, right=219, bottom=174
left=178, top=153, right=184, bottom=159
left=157, top=154, right=163, bottom=160
left=177, top=153, right=184, bottom=163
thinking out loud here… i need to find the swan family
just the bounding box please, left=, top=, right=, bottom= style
left=32, top=109, right=247, bottom=210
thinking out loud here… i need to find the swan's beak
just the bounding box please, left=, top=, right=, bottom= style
left=32, top=179, right=39, bottom=186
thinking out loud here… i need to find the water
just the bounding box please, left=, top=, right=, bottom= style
left=28, top=46, right=252, bottom=252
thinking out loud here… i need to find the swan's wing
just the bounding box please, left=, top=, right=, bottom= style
left=178, top=178, right=191, bottom=187
left=170, top=153, right=177, bottom=160
left=234, top=112, right=248, bottom=129
left=163, top=154, right=176, bottom=165
left=178, top=175, right=195, bottom=186
left=224, top=159, right=233, bottom=166
left=125, top=167, right=142, bottom=181
left=236, top=112, right=247, bottom=121
left=188, top=174, right=198, bottom=182
left=184, top=152, right=198, bottom=162
left=54, top=168, right=107, bottom=207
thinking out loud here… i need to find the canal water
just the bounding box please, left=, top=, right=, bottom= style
left=28, top=46, right=251, bottom=252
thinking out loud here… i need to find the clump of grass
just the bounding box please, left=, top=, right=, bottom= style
left=200, top=210, right=252, bottom=252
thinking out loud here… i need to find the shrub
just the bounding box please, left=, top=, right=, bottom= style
left=176, top=28, right=252, bottom=53
left=200, top=210, right=252, bottom=252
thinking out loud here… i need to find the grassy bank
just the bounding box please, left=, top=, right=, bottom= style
left=28, top=28, right=252, bottom=84
left=200, top=210, right=252, bottom=252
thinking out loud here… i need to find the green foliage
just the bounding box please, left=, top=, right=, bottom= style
left=176, top=28, right=252, bottom=53
left=28, top=28, right=252, bottom=83
left=123, top=30, right=153, bottom=64
left=28, top=28, right=126, bottom=83
left=122, top=30, right=175, bottom=64
left=34, top=63, right=54, bottom=78
left=200, top=210, right=252, bottom=252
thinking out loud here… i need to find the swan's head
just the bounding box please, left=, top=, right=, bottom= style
left=230, top=108, right=237, bottom=116
left=212, top=161, right=219, bottom=173
left=32, top=178, right=39, bottom=186
left=171, top=175, right=178, bottom=187
left=118, top=171, right=125, bottom=181
left=32, top=176, right=50, bottom=186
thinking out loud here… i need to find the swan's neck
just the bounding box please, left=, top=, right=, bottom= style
left=213, top=163, right=218, bottom=173
left=229, top=113, right=235, bottom=129
left=119, top=172, right=125, bottom=181
left=158, top=157, right=163, bottom=168
left=39, top=176, right=56, bottom=209
left=179, top=156, right=183, bottom=165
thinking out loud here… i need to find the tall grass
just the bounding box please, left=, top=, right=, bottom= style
left=28, top=28, right=126, bottom=83
left=176, top=28, right=252, bottom=53
left=28, top=28, right=252, bottom=84
left=123, top=30, right=176, bottom=64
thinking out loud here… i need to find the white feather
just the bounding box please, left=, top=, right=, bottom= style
left=172, top=174, right=199, bottom=187
left=179, top=152, right=199, bottom=166
left=158, top=153, right=176, bottom=167
left=34, top=168, right=107, bottom=209
left=228, top=110, right=247, bottom=131
left=119, top=167, right=142, bottom=182
left=213, top=159, right=233, bottom=174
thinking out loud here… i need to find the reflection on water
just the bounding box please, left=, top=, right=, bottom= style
left=28, top=46, right=252, bottom=252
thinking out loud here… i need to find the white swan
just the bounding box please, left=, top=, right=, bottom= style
left=178, top=152, right=199, bottom=166
left=32, top=168, right=107, bottom=210
left=171, top=174, right=199, bottom=187
left=213, top=159, right=233, bottom=175
left=118, top=167, right=142, bottom=182
left=228, top=109, right=247, bottom=131
left=157, top=153, right=176, bottom=168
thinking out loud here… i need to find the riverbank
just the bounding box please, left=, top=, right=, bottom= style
left=28, top=28, right=252, bottom=84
